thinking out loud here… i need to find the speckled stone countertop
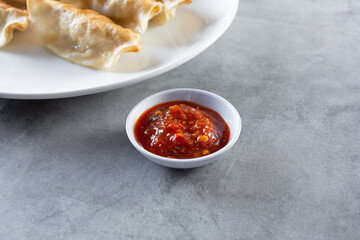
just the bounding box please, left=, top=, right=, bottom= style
left=1, top=0, right=359, bottom=239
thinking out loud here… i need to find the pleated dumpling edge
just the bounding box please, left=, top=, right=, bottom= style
left=0, top=2, right=29, bottom=48
left=59, top=0, right=163, bottom=34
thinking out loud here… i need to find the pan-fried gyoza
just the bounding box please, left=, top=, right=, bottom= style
left=0, top=0, right=190, bottom=70
left=27, top=0, right=141, bottom=70
left=151, top=0, right=191, bottom=24
left=59, top=0, right=163, bottom=34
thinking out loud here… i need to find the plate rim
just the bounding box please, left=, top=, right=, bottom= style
left=0, top=0, right=239, bottom=99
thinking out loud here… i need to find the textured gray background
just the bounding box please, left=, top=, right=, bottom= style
left=1, top=0, right=360, bottom=239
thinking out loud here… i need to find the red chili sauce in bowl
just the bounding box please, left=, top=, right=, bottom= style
left=134, top=101, right=230, bottom=159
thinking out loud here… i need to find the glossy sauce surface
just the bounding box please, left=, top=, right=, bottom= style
left=134, top=101, right=230, bottom=159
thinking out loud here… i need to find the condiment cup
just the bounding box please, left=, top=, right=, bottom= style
left=126, top=88, right=241, bottom=169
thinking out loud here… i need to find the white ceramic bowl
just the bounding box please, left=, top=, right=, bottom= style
left=126, top=88, right=241, bottom=168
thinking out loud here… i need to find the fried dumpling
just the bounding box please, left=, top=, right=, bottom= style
left=0, top=2, right=29, bottom=48
left=27, top=0, right=142, bottom=70
left=151, top=0, right=191, bottom=24
left=59, top=0, right=163, bottom=34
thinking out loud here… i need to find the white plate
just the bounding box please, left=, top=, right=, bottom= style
left=0, top=0, right=238, bottom=99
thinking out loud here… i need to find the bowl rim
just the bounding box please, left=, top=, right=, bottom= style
left=126, top=88, right=241, bottom=164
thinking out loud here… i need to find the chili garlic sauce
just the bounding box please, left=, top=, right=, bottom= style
left=134, top=101, right=230, bottom=159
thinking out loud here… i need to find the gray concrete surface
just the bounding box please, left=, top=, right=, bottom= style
left=1, top=0, right=360, bottom=239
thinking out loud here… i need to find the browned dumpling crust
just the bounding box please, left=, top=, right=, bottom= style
left=151, top=0, right=191, bottom=24
left=59, top=0, right=163, bottom=34
left=27, top=0, right=142, bottom=70
left=0, top=0, right=26, bottom=9
left=0, top=2, right=29, bottom=48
